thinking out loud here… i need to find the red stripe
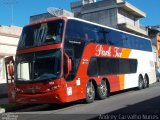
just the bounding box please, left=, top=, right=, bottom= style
left=17, top=44, right=62, bottom=55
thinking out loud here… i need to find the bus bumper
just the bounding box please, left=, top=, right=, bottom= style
left=14, top=91, right=64, bottom=104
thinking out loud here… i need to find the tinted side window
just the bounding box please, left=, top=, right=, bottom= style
left=97, top=58, right=119, bottom=75
left=65, top=20, right=109, bottom=44
left=119, top=59, right=130, bottom=74
left=65, top=20, right=86, bottom=81
left=98, top=58, right=112, bottom=75
left=129, top=59, right=138, bottom=73
left=122, top=33, right=152, bottom=52
left=87, top=57, right=137, bottom=76
left=87, top=58, right=98, bottom=76
left=108, top=30, right=123, bottom=47
left=110, top=58, right=119, bottom=74
left=119, top=59, right=137, bottom=74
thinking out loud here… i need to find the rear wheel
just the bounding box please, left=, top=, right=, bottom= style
left=97, top=80, right=108, bottom=100
left=138, top=76, right=143, bottom=90
left=143, top=76, right=148, bottom=88
left=85, top=81, right=95, bottom=103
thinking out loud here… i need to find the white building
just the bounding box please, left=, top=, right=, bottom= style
left=0, top=25, right=22, bottom=96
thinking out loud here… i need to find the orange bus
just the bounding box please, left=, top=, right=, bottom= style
left=6, top=17, right=156, bottom=104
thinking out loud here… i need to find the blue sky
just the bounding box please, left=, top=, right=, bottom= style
left=0, top=0, right=159, bottom=27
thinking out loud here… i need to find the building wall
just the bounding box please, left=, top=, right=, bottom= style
left=117, top=8, right=139, bottom=27
left=30, top=10, right=74, bottom=23
left=156, top=34, right=160, bottom=67
left=82, top=8, right=117, bottom=27
left=157, top=34, right=160, bottom=53
left=30, top=13, right=53, bottom=23
left=79, top=0, right=118, bottom=27
left=71, top=1, right=83, bottom=17
left=0, top=57, right=5, bottom=81
left=0, top=25, right=22, bottom=96
left=149, top=30, right=160, bottom=68
left=71, top=0, right=146, bottom=36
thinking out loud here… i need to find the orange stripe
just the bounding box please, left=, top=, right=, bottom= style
left=119, top=48, right=131, bottom=90
left=119, top=75, right=124, bottom=90
left=121, top=48, right=131, bottom=58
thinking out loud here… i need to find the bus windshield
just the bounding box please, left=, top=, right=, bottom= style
left=15, top=49, right=61, bottom=83
left=18, top=20, right=64, bottom=50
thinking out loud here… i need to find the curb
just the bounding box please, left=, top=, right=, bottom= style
left=0, top=108, right=5, bottom=113
left=0, top=104, right=32, bottom=113
left=0, top=102, right=40, bottom=113
left=5, top=104, right=31, bottom=112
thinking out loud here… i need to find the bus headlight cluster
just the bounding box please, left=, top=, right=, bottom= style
left=46, top=85, right=61, bottom=92
left=15, top=87, right=23, bottom=93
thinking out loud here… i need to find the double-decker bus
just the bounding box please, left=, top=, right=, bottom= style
left=6, top=17, right=156, bottom=104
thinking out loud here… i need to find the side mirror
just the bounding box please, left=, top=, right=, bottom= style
left=67, top=57, right=72, bottom=73
left=64, top=53, right=72, bottom=78
left=5, top=56, right=15, bottom=83
left=8, top=63, right=14, bottom=77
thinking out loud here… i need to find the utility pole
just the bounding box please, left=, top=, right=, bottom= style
left=2, top=0, right=18, bottom=25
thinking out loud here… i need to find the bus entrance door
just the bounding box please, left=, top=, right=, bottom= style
left=5, top=56, right=16, bottom=103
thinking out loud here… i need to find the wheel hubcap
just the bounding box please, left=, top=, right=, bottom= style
left=144, top=78, right=147, bottom=87
left=87, top=85, right=94, bottom=99
left=100, top=84, right=107, bottom=96
left=139, top=80, right=143, bottom=88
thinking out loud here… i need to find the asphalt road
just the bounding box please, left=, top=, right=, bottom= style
left=1, top=82, right=160, bottom=120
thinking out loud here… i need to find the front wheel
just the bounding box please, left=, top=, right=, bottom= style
left=97, top=80, right=108, bottom=100
left=85, top=81, right=95, bottom=103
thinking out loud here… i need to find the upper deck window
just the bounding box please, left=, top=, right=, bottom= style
left=65, top=19, right=152, bottom=52
left=18, top=20, right=64, bottom=50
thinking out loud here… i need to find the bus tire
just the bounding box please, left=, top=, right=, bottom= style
left=138, top=75, right=143, bottom=90
left=85, top=81, right=95, bottom=103
left=143, top=75, right=149, bottom=89
left=97, top=80, right=108, bottom=100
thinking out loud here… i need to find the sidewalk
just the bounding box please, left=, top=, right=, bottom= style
left=0, top=108, right=5, bottom=113
left=0, top=97, right=8, bottom=113
left=0, top=97, right=31, bottom=113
